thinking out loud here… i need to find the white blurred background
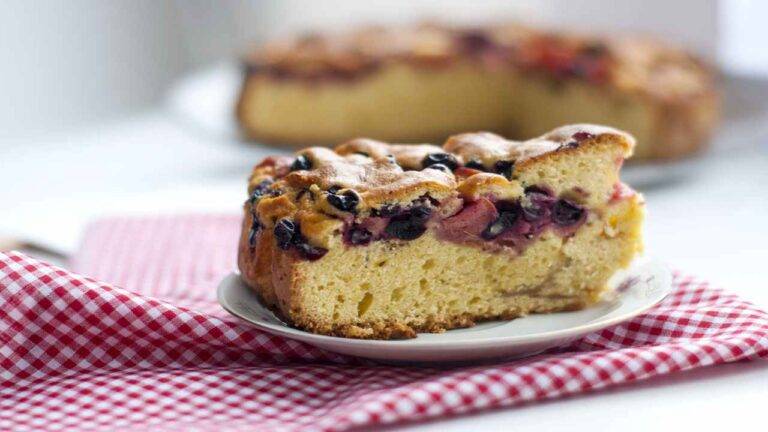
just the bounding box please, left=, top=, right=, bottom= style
left=1, top=0, right=767, bottom=298
left=1, top=0, right=767, bottom=139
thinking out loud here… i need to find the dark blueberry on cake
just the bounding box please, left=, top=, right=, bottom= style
left=249, top=179, right=274, bottom=204
left=327, top=189, right=360, bottom=212
left=524, top=185, right=553, bottom=195
left=425, top=163, right=451, bottom=173
left=247, top=219, right=261, bottom=248
left=522, top=186, right=555, bottom=222
left=464, top=159, right=485, bottom=170
left=274, top=218, right=297, bottom=249
left=294, top=241, right=328, bottom=261
left=290, top=154, right=312, bottom=171
left=422, top=153, right=459, bottom=171
left=274, top=218, right=328, bottom=259
left=373, top=204, right=401, bottom=217
left=522, top=199, right=548, bottom=222
left=552, top=199, right=585, bottom=226
left=385, top=205, right=432, bottom=240
left=493, top=160, right=515, bottom=179
left=481, top=202, right=520, bottom=239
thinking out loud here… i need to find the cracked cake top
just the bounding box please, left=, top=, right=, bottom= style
left=246, top=124, right=635, bottom=240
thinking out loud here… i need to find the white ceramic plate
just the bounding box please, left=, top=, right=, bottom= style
left=217, top=258, right=672, bottom=363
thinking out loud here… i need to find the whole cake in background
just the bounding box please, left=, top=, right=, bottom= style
left=237, top=23, right=719, bottom=161
left=237, top=124, right=644, bottom=339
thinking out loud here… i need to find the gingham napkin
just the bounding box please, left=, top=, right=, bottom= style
left=2, top=215, right=767, bottom=432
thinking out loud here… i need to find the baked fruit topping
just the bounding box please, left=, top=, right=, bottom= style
left=237, top=124, right=644, bottom=339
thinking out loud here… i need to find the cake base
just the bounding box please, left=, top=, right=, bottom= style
left=239, top=195, right=643, bottom=339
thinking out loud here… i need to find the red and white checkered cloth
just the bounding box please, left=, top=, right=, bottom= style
left=2, top=214, right=768, bottom=432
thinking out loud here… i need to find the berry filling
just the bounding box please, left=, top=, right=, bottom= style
left=422, top=152, right=459, bottom=170
left=290, top=154, right=312, bottom=171
left=273, top=218, right=328, bottom=261
left=464, top=159, right=485, bottom=170
left=338, top=186, right=588, bottom=253
left=439, top=187, right=586, bottom=250
left=492, top=160, right=515, bottom=180
left=247, top=179, right=280, bottom=250
left=384, top=205, right=432, bottom=240
left=326, top=187, right=360, bottom=213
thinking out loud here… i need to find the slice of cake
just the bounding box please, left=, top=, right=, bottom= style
left=237, top=23, right=718, bottom=161
left=237, top=124, right=644, bottom=339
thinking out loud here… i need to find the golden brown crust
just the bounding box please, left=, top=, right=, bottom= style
left=282, top=149, right=457, bottom=208
left=247, top=124, right=632, bottom=237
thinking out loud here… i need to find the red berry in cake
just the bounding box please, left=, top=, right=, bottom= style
left=572, top=131, right=595, bottom=142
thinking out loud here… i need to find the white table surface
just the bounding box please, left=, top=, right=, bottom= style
left=3, top=100, right=768, bottom=430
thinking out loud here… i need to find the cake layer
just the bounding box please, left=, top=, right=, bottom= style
left=239, top=196, right=642, bottom=339
left=237, top=23, right=719, bottom=161
left=237, top=124, right=645, bottom=339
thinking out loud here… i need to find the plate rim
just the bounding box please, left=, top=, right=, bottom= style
left=217, top=257, right=673, bottom=349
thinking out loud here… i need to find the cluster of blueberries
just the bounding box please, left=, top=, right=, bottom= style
left=273, top=218, right=328, bottom=261
left=246, top=175, right=329, bottom=261
left=481, top=187, right=585, bottom=242
left=422, top=152, right=515, bottom=180
left=248, top=148, right=585, bottom=260
left=343, top=203, right=434, bottom=246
